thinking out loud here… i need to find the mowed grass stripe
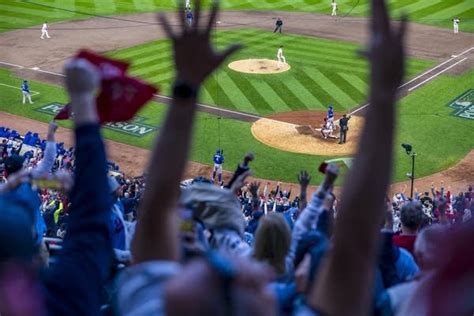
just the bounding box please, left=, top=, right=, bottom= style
left=391, top=0, right=443, bottom=16
left=203, top=76, right=239, bottom=111
left=339, top=73, right=368, bottom=97
left=93, top=0, right=117, bottom=13
left=136, top=63, right=174, bottom=83
left=265, top=79, right=307, bottom=111
left=292, top=69, right=328, bottom=109
left=421, top=2, right=473, bottom=20
left=250, top=80, right=293, bottom=112
left=228, top=73, right=275, bottom=114
left=319, top=69, right=359, bottom=106
left=296, top=67, right=343, bottom=109
left=410, top=1, right=460, bottom=19
left=73, top=0, right=96, bottom=11
left=0, top=3, right=62, bottom=20
left=0, top=12, right=36, bottom=26
left=327, top=72, right=366, bottom=104
left=111, top=41, right=167, bottom=60
left=214, top=71, right=260, bottom=114
left=130, top=51, right=172, bottom=69
left=305, top=68, right=354, bottom=110
left=283, top=75, right=319, bottom=110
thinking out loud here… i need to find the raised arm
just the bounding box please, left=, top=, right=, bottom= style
left=297, top=170, right=311, bottom=211
left=42, top=59, right=113, bottom=315
left=132, top=0, right=241, bottom=263
left=309, top=0, right=407, bottom=314
left=30, top=121, right=58, bottom=178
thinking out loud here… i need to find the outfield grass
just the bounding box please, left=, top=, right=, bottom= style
left=0, top=0, right=472, bottom=33
left=109, top=29, right=434, bottom=115
left=0, top=68, right=472, bottom=184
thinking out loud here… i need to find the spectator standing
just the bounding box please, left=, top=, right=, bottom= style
left=393, top=202, right=423, bottom=256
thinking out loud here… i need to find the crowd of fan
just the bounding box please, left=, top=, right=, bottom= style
left=1, top=1, right=473, bottom=316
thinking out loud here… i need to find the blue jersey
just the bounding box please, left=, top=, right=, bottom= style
left=213, top=153, right=224, bottom=165
left=327, top=107, right=334, bottom=119
left=22, top=82, right=30, bottom=93
left=186, top=12, right=193, bottom=19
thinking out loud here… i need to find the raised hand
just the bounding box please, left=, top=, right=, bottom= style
left=366, top=0, right=407, bottom=94
left=297, top=170, right=311, bottom=189
left=64, top=59, right=100, bottom=125
left=322, top=163, right=339, bottom=191
left=158, top=0, right=242, bottom=87
left=64, top=59, right=99, bottom=95
left=249, top=181, right=261, bottom=196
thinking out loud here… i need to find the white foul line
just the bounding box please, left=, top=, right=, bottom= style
left=0, top=61, right=24, bottom=69
left=0, top=83, right=40, bottom=96
left=399, top=46, right=473, bottom=89
left=0, top=59, right=261, bottom=120
left=350, top=47, right=473, bottom=115
left=408, top=57, right=468, bottom=92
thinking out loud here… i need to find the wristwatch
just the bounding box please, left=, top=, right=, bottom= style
left=172, top=80, right=198, bottom=100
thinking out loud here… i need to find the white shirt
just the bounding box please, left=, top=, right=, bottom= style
left=332, top=2, right=337, bottom=9
left=453, top=19, right=460, bottom=26
left=42, top=23, right=48, bottom=31
left=277, top=48, right=283, bottom=57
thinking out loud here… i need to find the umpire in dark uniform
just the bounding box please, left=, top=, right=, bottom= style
left=274, top=18, right=283, bottom=33
left=339, top=114, right=352, bottom=144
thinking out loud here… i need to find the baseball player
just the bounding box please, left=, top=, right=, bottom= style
left=453, top=17, right=460, bottom=34
left=277, top=46, right=286, bottom=67
left=185, top=0, right=191, bottom=9
left=331, top=1, right=338, bottom=16
left=41, top=21, right=50, bottom=39
left=327, top=104, right=335, bottom=124
left=186, top=9, right=193, bottom=26
left=320, top=118, right=335, bottom=139
left=21, top=80, right=34, bottom=104
left=212, top=149, right=225, bottom=184
left=274, top=18, right=283, bottom=33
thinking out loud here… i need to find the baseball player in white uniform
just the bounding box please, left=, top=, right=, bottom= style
left=331, top=1, right=337, bottom=16
left=41, top=22, right=50, bottom=39
left=277, top=46, right=286, bottom=67
left=453, top=17, right=460, bottom=34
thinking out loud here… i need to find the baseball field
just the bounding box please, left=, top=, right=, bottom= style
left=0, top=0, right=473, bottom=189
left=1, top=0, right=473, bottom=32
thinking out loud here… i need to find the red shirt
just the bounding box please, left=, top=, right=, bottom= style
left=392, top=234, right=417, bottom=256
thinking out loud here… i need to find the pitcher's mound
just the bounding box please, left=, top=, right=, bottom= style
left=228, top=59, right=291, bottom=74
left=251, top=111, right=365, bottom=156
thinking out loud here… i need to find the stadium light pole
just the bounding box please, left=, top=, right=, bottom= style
left=401, top=143, right=416, bottom=199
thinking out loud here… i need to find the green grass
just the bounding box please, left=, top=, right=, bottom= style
left=0, top=0, right=472, bottom=33
left=109, top=29, right=434, bottom=115
left=0, top=68, right=472, bottom=184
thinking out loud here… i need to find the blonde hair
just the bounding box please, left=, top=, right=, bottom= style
left=253, top=212, right=291, bottom=274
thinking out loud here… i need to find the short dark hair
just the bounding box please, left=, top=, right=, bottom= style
left=400, top=202, right=423, bottom=229
left=4, top=155, right=24, bottom=175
